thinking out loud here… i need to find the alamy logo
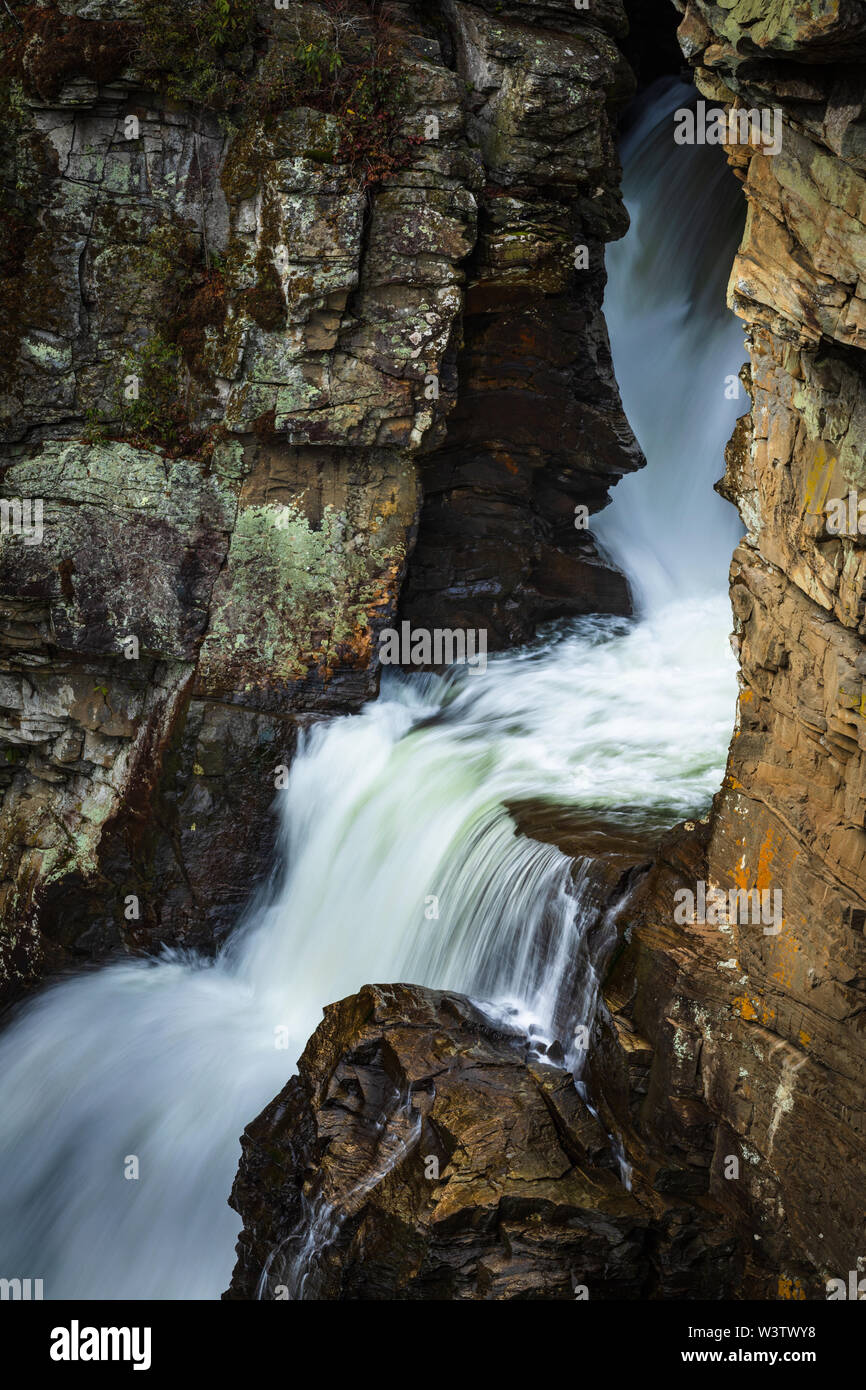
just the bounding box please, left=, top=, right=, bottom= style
left=50, top=1321, right=152, bottom=1371
left=0, top=1276, right=43, bottom=1299
left=826, top=1271, right=866, bottom=1300
left=379, top=623, right=487, bottom=674
left=674, top=881, right=782, bottom=935
left=674, top=101, right=783, bottom=156
left=0, top=498, right=43, bottom=545
left=825, top=491, right=866, bottom=535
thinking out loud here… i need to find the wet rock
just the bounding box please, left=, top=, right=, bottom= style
left=509, top=798, right=662, bottom=870
left=399, top=0, right=642, bottom=648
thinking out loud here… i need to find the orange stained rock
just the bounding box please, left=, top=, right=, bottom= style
left=802, top=441, right=836, bottom=522
left=732, top=992, right=776, bottom=1027
left=771, top=933, right=801, bottom=990
left=733, top=994, right=759, bottom=1021
left=777, top=1276, right=806, bottom=1301
left=733, top=823, right=792, bottom=912
left=757, top=827, right=781, bottom=892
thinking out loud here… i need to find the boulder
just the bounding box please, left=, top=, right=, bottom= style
left=225, top=982, right=739, bottom=1300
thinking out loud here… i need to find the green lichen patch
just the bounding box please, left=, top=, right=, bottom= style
left=198, top=449, right=417, bottom=697
left=1, top=439, right=238, bottom=662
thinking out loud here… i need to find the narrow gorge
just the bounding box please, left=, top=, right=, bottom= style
left=0, top=0, right=864, bottom=1313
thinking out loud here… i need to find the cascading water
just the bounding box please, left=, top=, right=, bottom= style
left=595, top=78, right=746, bottom=610
left=0, top=78, right=746, bottom=1301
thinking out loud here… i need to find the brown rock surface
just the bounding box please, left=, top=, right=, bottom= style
left=399, top=1, right=642, bottom=647
left=225, top=982, right=739, bottom=1300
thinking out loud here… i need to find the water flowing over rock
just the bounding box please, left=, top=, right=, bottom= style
left=1, top=0, right=865, bottom=1310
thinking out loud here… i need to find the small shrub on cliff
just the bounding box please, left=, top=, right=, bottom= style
left=134, top=0, right=257, bottom=110
left=175, top=266, right=228, bottom=372
left=99, top=220, right=227, bottom=450
left=249, top=28, right=408, bottom=187
left=0, top=0, right=256, bottom=108
left=120, top=335, right=186, bottom=446
left=338, top=58, right=409, bottom=186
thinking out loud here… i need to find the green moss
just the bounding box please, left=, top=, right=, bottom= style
left=244, top=259, right=286, bottom=332
left=220, top=119, right=270, bottom=203
left=78, top=217, right=228, bottom=452
left=0, top=66, right=58, bottom=415
left=1, top=2, right=137, bottom=100
left=240, top=180, right=287, bottom=331
left=245, top=24, right=410, bottom=188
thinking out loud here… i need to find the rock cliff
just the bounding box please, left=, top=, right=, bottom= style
left=4, top=0, right=865, bottom=1304
left=224, top=0, right=866, bottom=1301
left=588, top=0, right=866, bottom=1299
left=0, top=0, right=640, bottom=999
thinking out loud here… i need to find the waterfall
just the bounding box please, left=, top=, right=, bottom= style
left=595, top=78, right=746, bottom=613
left=0, top=80, right=745, bottom=1301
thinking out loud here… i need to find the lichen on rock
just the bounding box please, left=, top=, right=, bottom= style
left=0, top=0, right=641, bottom=997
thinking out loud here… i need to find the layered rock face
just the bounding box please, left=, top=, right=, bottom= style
left=399, top=2, right=641, bottom=645
left=0, top=0, right=640, bottom=1000
left=588, top=1, right=866, bottom=1299
left=225, top=983, right=739, bottom=1300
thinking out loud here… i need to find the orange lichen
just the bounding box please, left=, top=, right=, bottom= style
left=778, top=1275, right=806, bottom=1301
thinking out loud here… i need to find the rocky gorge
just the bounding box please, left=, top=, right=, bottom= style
left=0, top=0, right=864, bottom=1305
left=0, top=0, right=642, bottom=990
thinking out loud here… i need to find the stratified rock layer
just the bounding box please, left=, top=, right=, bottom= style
left=225, top=983, right=739, bottom=1300
left=399, top=1, right=641, bottom=645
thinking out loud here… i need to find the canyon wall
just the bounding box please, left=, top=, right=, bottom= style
left=590, top=0, right=866, bottom=1299
left=0, top=0, right=640, bottom=1001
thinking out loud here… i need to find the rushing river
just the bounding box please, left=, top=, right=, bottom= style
left=0, top=79, right=745, bottom=1300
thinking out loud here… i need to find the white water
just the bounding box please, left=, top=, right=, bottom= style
left=595, top=79, right=746, bottom=612
left=0, top=79, right=745, bottom=1300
